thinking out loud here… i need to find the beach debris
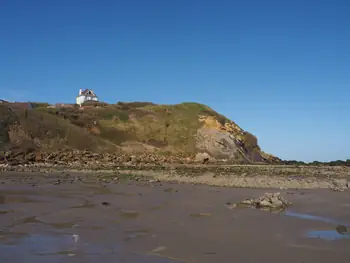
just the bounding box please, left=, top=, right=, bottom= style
left=229, top=192, right=291, bottom=211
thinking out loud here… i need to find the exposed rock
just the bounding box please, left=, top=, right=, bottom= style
left=336, top=225, right=347, bottom=234
left=25, top=152, right=36, bottom=162
left=194, top=152, right=211, bottom=164
left=234, top=192, right=291, bottom=211
left=330, top=179, right=349, bottom=192
left=196, top=127, right=238, bottom=160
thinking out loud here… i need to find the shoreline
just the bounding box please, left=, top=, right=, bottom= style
left=1, top=164, right=349, bottom=190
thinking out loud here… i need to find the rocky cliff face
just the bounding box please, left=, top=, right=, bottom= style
left=0, top=102, right=280, bottom=164
left=196, top=126, right=239, bottom=159
left=196, top=115, right=271, bottom=162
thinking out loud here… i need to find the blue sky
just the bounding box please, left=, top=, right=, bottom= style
left=0, top=0, right=349, bottom=162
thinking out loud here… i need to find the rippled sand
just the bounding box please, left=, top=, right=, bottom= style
left=0, top=171, right=350, bottom=262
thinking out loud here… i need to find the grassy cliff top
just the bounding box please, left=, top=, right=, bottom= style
left=1, top=101, right=276, bottom=163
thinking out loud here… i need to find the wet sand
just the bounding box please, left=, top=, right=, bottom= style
left=1, top=171, right=350, bottom=262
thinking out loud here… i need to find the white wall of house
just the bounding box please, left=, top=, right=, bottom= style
left=76, top=95, right=98, bottom=105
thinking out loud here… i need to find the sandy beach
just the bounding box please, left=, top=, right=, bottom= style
left=1, top=171, right=350, bottom=263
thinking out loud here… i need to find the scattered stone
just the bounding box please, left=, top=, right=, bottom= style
left=25, top=152, right=36, bottom=162
left=330, top=179, right=349, bottom=192
left=336, top=225, right=347, bottom=234
left=149, top=179, right=160, bottom=183
left=234, top=192, right=291, bottom=211
left=0, top=150, right=202, bottom=169
left=52, top=179, right=63, bottom=185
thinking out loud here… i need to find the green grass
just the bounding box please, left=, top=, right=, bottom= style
left=10, top=107, right=116, bottom=152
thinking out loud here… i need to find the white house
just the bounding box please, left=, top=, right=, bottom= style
left=76, top=89, right=99, bottom=106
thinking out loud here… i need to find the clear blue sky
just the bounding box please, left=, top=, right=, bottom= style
left=0, top=0, right=349, bottom=162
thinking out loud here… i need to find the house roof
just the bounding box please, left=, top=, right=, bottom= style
left=0, top=99, right=9, bottom=103
left=79, top=89, right=97, bottom=97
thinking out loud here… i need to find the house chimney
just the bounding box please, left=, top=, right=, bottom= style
left=79, top=88, right=82, bottom=95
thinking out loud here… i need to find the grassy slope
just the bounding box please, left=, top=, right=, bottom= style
left=0, top=105, right=18, bottom=150
left=2, top=102, right=267, bottom=159
left=33, top=102, right=259, bottom=155
left=2, top=104, right=117, bottom=152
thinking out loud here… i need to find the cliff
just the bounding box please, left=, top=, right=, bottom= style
left=0, top=102, right=280, bottom=164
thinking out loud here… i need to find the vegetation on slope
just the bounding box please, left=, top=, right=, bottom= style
left=1, top=101, right=276, bottom=162
left=1, top=104, right=117, bottom=153
left=0, top=105, right=18, bottom=150
left=283, top=159, right=350, bottom=167
left=1, top=102, right=348, bottom=165
left=33, top=102, right=240, bottom=155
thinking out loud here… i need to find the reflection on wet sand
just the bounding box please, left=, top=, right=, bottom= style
left=285, top=211, right=348, bottom=226
left=1, top=176, right=350, bottom=263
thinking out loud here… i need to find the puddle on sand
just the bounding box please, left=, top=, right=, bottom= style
left=0, top=233, right=182, bottom=262
left=285, top=211, right=350, bottom=241
left=306, top=230, right=350, bottom=241
left=284, top=211, right=348, bottom=226
left=0, top=233, right=119, bottom=262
